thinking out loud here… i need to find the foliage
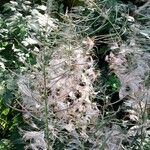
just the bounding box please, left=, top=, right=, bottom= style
left=0, top=0, right=150, bottom=150
left=0, top=81, right=24, bottom=149
left=0, top=1, right=31, bottom=149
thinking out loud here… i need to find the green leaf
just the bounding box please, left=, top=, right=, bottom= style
left=2, top=108, right=10, bottom=115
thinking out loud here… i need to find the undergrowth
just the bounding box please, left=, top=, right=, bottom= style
left=0, top=0, right=149, bottom=149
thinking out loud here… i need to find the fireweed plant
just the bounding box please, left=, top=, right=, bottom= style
left=0, top=0, right=149, bottom=149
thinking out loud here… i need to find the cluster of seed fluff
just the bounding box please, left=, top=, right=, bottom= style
left=18, top=39, right=100, bottom=149
left=47, top=43, right=99, bottom=135
left=107, top=42, right=150, bottom=147
left=107, top=43, right=150, bottom=121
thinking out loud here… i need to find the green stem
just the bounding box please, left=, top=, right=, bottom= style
left=43, top=50, right=50, bottom=150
